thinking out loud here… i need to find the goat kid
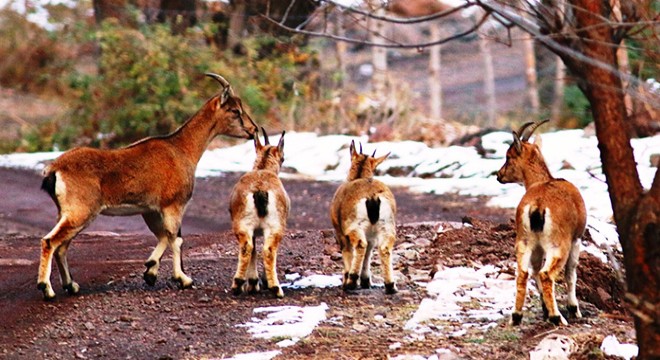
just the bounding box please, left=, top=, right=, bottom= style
left=229, top=128, right=289, bottom=298
left=38, top=73, right=257, bottom=300
left=497, top=120, right=586, bottom=325
left=330, top=141, right=398, bottom=294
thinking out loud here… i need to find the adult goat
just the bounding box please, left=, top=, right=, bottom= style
left=38, top=73, right=257, bottom=300
left=497, top=119, right=586, bottom=325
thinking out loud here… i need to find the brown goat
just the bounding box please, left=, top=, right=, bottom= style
left=37, top=73, right=258, bottom=300
left=229, top=128, right=289, bottom=298
left=330, top=141, right=398, bottom=294
left=497, top=120, right=587, bottom=325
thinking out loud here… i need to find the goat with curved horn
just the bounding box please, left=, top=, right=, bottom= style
left=229, top=128, right=289, bottom=298
left=36, top=74, right=257, bottom=300
left=512, top=121, right=535, bottom=153
left=497, top=119, right=586, bottom=326
left=521, top=119, right=550, bottom=142
left=331, top=141, right=398, bottom=294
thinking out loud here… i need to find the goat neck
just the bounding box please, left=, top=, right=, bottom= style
left=516, top=143, right=554, bottom=189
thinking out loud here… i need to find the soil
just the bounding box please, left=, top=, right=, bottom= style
left=0, top=167, right=635, bottom=360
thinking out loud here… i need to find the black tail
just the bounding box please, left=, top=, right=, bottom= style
left=530, top=208, right=545, bottom=232
left=41, top=172, right=60, bottom=212
left=253, top=191, right=268, bottom=218
left=365, top=197, right=381, bottom=225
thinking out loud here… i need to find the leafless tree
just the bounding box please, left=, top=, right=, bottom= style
left=263, top=0, right=659, bottom=357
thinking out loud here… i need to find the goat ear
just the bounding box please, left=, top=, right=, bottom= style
left=277, top=131, right=286, bottom=154
left=533, top=133, right=543, bottom=149
left=373, top=152, right=390, bottom=167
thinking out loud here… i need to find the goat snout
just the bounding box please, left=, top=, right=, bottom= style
left=496, top=170, right=505, bottom=183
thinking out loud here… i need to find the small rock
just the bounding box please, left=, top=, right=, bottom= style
left=414, top=238, right=432, bottom=247
left=119, top=315, right=134, bottom=323
left=352, top=324, right=368, bottom=332
left=330, top=252, right=342, bottom=261
left=144, top=296, right=155, bottom=305
left=198, top=295, right=211, bottom=303
left=83, top=322, right=95, bottom=331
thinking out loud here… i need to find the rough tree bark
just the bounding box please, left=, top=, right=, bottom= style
left=558, top=1, right=659, bottom=357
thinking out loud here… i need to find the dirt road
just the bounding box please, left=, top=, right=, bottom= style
left=0, top=167, right=632, bottom=359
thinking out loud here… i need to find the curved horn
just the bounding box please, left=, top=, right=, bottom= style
left=512, top=131, right=523, bottom=153
left=371, top=149, right=377, bottom=157
left=205, top=73, right=235, bottom=96
left=205, top=73, right=229, bottom=87
left=516, top=122, right=535, bottom=141
left=521, top=119, right=550, bottom=141
left=261, top=127, right=270, bottom=145
left=359, top=142, right=363, bottom=154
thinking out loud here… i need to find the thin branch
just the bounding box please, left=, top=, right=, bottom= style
left=280, top=0, right=297, bottom=25
left=260, top=10, right=493, bottom=49
left=321, top=0, right=475, bottom=25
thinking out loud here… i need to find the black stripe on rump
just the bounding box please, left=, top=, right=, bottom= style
left=254, top=191, right=269, bottom=218
left=365, top=197, right=381, bottom=225
left=530, top=208, right=545, bottom=232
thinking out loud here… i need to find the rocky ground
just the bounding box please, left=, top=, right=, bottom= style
left=0, top=167, right=634, bottom=359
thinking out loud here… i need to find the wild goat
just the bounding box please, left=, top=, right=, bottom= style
left=497, top=120, right=586, bottom=325
left=37, top=73, right=258, bottom=300
left=229, top=128, right=289, bottom=298
left=330, top=141, right=398, bottom=294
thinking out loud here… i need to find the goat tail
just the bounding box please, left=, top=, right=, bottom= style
left=529, top=206, right=545, bottom=233
left=365, top=197, right=381, bottom=225
left=41, top=170, right=61, bottom=213
left=253, top=190, right=269, bottom=218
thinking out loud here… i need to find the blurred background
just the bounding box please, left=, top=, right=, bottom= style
left=0, top=0, right=657, bottom=153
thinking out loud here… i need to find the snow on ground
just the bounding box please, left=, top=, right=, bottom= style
left=1, top=129, right=657, bottom=357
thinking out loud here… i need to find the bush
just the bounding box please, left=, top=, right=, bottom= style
left=23, top=20, right=332, bottom=151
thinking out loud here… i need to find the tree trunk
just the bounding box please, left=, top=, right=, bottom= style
left=429, top=23, right=442, bottom=120
left=478, top=32, right=496, bottom=126
left=157, top=0, right=197, bottom=34
left=565, top=1, right=659, bottom=357
left=522, top=35, right=539, bottom=115
left=550, top=55, right=565, bottom=123
left=369, top=9, right=388, bottom=100
left=228, top=0, right=247, bottom=50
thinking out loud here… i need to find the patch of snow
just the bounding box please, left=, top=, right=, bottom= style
left=405, top=265, right=519, bottom=332
left=600, top=335, right=638, bottom=360
left=530, top=334, right=577, bottom=360
left=218, top=350, right=281, bottom=360
left=282, top=273, right=343, bottom=289
left=237, top=303, right=328, bottom=346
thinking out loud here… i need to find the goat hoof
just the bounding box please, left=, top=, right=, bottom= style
left=567, top=305, right=582, bottom=319
left=38, top=282, right=56, bottom=301
left=174, top=277, right=193, bottom=289
left=511, top=313, right=523, bottom=326
left=270, top=286, right=284, bottom=299
left=64, top=282, right=80, bottom=295
left=360, top=277, right=371, bottom=289
left=248, top=278, right=260, bottom=294
left=232, top=278, right=246, bottom=296
left=548, top=315, right=567, bottom=326
left=385, top=282, right=398, bottom=294
left=542, top=303, right=549, bottom=320
left=143, top=272, right=157, bottom=286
